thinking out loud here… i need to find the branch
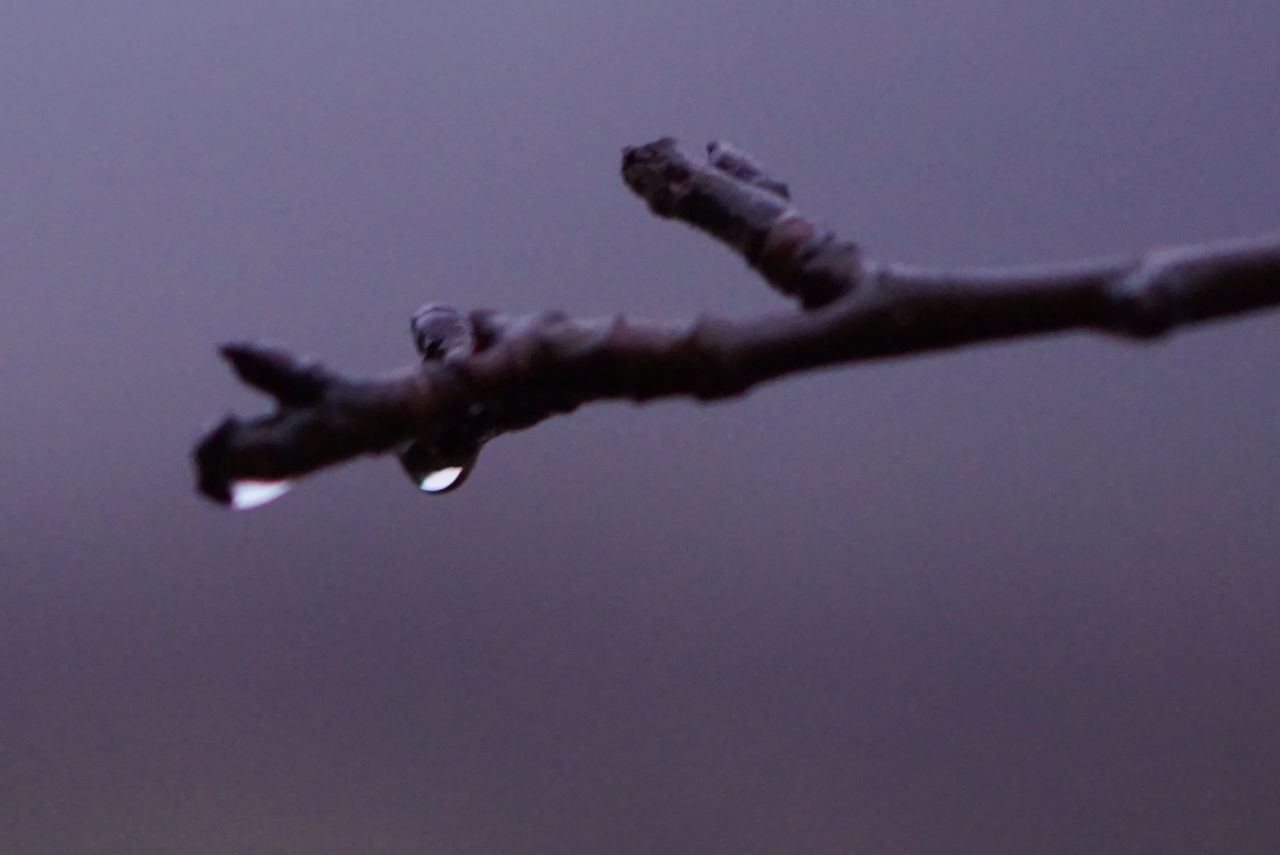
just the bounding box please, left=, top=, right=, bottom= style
left=193, top=137, right=1280, bottom=507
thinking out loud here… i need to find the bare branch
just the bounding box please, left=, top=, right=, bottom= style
left=192, top=137, right=1280, bottom=506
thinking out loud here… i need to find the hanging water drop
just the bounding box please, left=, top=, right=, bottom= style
left=416, top=465, right=468, bottom=493
left=397, top=437, right=478, bottom=495
left=228, top=478, right=293, bottom=510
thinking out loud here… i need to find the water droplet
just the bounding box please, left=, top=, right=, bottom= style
left=417, top=466, right=467, bottom=493
left=398, top=438, right=478, bottom=495
left=228, top=478, right=293, bottom=510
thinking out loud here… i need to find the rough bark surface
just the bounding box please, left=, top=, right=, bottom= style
left=193, top=137, right=1280, bottom=505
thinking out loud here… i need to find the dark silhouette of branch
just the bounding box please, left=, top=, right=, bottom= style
left=193, top=137, right=1280, bottom=507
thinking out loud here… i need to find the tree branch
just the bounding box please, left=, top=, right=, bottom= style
left=193, top=137, right=1280, bottom=507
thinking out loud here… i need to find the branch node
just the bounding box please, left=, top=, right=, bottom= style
left=684, top=312, right=749, bottom=399
left=756, top=216, right=861, bottom=309
left=467, top=309, right=509, bottom=353
left=1108, top=255, right=1187, bottom=339
left=411, top=304, right=475, bottom=361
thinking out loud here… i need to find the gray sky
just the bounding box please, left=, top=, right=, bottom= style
left=3, top=2, right=1279, bottom=853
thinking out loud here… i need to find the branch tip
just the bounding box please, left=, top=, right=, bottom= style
left=192, top=414, right=237, bottom=504
left=219, top=341, right=331, bottom=406
left=620, top=137, right=695, bottom=217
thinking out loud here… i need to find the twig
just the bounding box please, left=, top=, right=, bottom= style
left=193, top=137, right=1280, bottom=506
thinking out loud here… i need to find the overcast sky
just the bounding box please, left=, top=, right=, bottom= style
left=3, top=2, right=1279, bottom=853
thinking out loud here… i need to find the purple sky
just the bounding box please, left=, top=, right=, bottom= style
left=3, top=2, right=1279, bottom=853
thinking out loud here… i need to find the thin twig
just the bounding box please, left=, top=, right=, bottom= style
left=193, top=137, right=1280, bottom=506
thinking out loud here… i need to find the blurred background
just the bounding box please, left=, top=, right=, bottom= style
left=2, top=2, right=1278, bottom=853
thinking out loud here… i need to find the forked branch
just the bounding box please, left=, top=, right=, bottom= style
left=193, top=137, right=1280, bottom=506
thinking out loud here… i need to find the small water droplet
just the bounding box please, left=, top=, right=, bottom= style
left=417, top=466, right=467, bottom=493
left=229, top=478, right=293, bottom=510
left=398, top=438, right=478, bottom=495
